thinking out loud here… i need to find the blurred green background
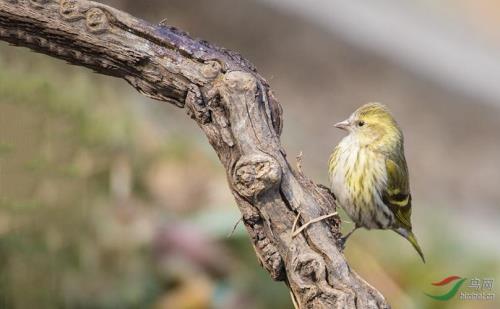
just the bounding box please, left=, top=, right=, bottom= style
left=0, top=1, right=499, bottom=308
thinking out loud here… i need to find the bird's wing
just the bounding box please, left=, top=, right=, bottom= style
left=383, top=157, right=413, bottom=230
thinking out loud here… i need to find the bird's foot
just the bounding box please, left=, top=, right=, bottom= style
left=338, top=235, right=348, bottom=251
left=337, top=226, right=358, bottom=251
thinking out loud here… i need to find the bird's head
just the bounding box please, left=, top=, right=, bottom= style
left=334, top=103, right=402, bottom=149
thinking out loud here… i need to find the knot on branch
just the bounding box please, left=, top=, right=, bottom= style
left=290, top=251, right=354, bottom=308
left=60, top=0, right=82, bottom=21
left=222, top=70, right=257, bottom=93
left=233, top=154, right=281, bottom=198
left=201, top=60, right=222, bottom=79
left=294, top=252, right=324, bottom=285
left=86, top=7, right=108, bottom=34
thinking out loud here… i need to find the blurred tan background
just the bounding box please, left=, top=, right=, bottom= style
left=0, top=0, right=499, bottom=308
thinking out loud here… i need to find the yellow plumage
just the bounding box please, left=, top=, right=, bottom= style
left=329, top=103, right=425, bottom=262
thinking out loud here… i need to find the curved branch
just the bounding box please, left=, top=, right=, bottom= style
left=0, top=1, right=389, bottom=308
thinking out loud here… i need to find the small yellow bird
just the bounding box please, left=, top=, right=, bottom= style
left=329, top=103, right=425, bottom=262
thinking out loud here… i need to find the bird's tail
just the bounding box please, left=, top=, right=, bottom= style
left=395, top=228, right=425, bottom=263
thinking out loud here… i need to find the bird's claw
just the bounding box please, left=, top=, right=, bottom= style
left=338, top=236, right=348, bottom=251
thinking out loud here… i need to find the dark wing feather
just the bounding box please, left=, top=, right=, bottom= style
left=383, top=157, right=413, bottom=230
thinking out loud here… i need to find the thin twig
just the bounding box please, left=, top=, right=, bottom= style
left=291, top=211, right=302, bottom=236
left=292, top=212, right=338, bottom=238
left=158, top=18, right=168, bottom=26
left=290, top=291, right=300, bottom=309
left=227, top=217, right=243, bottom=238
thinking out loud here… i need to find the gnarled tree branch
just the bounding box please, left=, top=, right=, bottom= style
left=0, top=1, right=389, bottom=308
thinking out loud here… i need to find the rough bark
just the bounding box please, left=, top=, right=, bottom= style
left=0, top=1, right=389, bottom=308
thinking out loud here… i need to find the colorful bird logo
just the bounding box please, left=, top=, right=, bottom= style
left=425, top=275, right=467, bottom=301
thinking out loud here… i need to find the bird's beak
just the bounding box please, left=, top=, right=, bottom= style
left=334, top=119, right=350, bottom=131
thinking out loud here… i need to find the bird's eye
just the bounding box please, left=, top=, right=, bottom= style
left=357, top=121, right=365, bottom=127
